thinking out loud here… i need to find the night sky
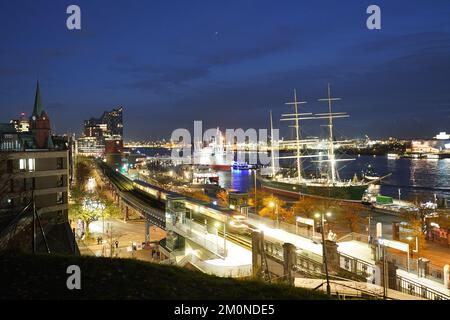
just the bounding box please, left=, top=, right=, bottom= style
left=1, top=1, right=450, bottom=140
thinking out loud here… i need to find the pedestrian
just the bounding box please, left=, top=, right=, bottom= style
left=97, top=236, right=100, bottom=244
left=115, top=240, right=119, bottom=248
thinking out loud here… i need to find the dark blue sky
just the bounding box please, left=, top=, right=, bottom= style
left=1, top=1, right=450, bottom=140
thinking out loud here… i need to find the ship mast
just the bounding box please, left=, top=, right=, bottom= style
left=318, top=84, right=341, bottom=184
left=286, top=89, right=307, bottom=184
left=270, top=110, right=276, bottom=177
left=279, top=90, right=310, bottom=182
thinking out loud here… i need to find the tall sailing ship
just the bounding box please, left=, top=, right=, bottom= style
left=258, top=84, right=371, bottom=202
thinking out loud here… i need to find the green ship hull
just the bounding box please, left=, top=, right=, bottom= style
left=258, top=176, right=368, bottom=202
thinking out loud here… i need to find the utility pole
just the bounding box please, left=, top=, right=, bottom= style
left=32, top=191, right=36, bottom=254
left=270, top=110, right=275, bottom=178
left=223, top=217, right=227, bottom=257
left=276, top=203, right=279, bottom=229
left=254, top=171, right=257, bottom=217
left=109, top=223, right=113, bottom=257
left=320, top=213, right=331, bottom=296
left=382, top=246, right=388, bottom=299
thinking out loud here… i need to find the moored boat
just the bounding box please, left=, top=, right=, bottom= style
left=259, top=85, right=371, bottom=202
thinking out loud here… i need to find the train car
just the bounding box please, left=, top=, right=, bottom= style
left=133, top=178, right=256, bottom=236
left=133, top=179, right=177, bottom=202
left=228, top=214, right=254, bottom=235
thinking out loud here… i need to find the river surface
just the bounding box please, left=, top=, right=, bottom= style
left=132, top=148, right=450, bottom=202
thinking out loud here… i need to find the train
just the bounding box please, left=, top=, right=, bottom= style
left=132, top=179, right=310, bottom=250
left=132, top=179, right=253, bottom=235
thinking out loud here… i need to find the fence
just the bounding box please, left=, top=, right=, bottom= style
left=396, top=275, right=450, bottom=300
left=386, top=252, right=445, bottom=284
left=337, top=232, right=370, bottom=244
left=263, top=240, right=283, bottom=260
left=295, top=252, right=324, bottom=275
left=166, top=217, right=227, bottom=257
left=190, top=255, right=252, bottom=278
left=338, top=252, right=374, bottom=280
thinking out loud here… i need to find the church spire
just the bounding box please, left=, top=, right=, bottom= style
left=32, top=80, right=44, bottom=117
left=30, top=81, right=51, bottom=149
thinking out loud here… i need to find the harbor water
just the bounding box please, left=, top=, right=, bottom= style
left=133, top=148, right=450, bottom=202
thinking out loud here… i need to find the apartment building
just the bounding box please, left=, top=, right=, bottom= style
left=0, top=82, right=77, bottom=254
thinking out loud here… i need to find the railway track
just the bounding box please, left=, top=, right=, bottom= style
left=218, top=230, right=252, bottom=250
left=97, top=161, right=165, bottom=209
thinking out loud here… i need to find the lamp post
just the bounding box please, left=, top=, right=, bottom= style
left=407, top=235, right=419, bottom=275
left=367, top=209, right=373, bottom=245
left=214, top=222, right=220, bottom=254
left=315, top=212, right=332, bottom=296
left=269, top=200, right=279, bottom=228
left=223, top=218, right=227, bottom=257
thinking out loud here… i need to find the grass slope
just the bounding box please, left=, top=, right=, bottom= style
left=0, top=252, right=329, bottom=300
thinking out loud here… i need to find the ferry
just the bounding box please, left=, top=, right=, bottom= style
left=231, top=161, right=255, bottom=171
left=387, top=153, right=400, bottom=160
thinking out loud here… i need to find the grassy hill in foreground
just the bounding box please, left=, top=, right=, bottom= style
left=0, top=253, right=329, bottom=300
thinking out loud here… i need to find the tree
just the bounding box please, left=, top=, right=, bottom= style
left=216, top=189, right=229, bottom=208
left=293, top=197, right=364, bottom=234
left=71, top=194, right=110, bottom=239
left=187, top=191, right=211, bottom=203
left=70, top=180, right=114, bottom=239
left=75, top=157, right=93, bottom=191
left=399, top=203, right=431, bottom=252
left=292, top=197, right=320, bottom=219
left=102, top=196, right=122, bottom=219
left=248, top=189, right=271, bottom=212
left=339, top=205, right=365, bottom=233
left=259, top=195, right=294, bottom=224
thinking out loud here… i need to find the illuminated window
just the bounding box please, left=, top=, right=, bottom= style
left=19, top=159, right=26, bottom=170
left=28, top=159, right=35, bottom=172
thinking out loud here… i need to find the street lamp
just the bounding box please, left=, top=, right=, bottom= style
left=214, top=222, right=220, bottom=254
left=367, top=208, right=373, bottom=245
left=315, top=212, right=332, bottom=296
left=269, top=200, right=279, bottom=228
left=223, top=218, right=227, bottom=257
left=407, top=235, right=419, bottom=275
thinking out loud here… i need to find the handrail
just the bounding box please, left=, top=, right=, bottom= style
left=0, top=200, right=33, bottom=239
left=396, top=275, right=450, bottom=300
left=338, top=252, right=373, bottom=269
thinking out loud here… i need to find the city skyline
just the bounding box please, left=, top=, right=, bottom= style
left=1, top=1, right=449, bottom=304
left=1, top=1, right=450, bottom=140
